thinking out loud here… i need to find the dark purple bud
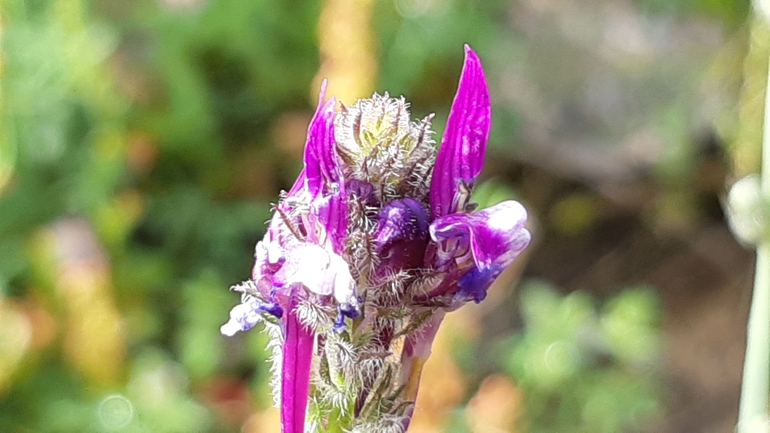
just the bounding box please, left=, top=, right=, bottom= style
left=374, top=198, right=430, bottom=271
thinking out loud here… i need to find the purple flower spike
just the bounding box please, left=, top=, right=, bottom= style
left=223, top=45, right=531, bottom=433
left=430, top=45, right=491, bottom=218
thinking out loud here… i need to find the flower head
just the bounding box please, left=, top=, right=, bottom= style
left=222, top=45, right=530, bottom=433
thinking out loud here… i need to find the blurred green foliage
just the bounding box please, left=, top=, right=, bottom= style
left=503, top=280, right=663, bottom=433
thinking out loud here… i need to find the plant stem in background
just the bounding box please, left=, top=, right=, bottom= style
left=738, top=51, right=770, bottom=433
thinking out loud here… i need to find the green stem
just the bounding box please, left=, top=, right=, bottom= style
left=325, top=407, right=345, bottom=433
left=738, top=51, right=770, bottom=432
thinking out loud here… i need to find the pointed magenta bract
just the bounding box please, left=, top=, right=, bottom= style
left=429, top=45, right=491, bottom=219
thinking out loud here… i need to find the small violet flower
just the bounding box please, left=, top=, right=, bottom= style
left=222, top=45, right=530, bottom=433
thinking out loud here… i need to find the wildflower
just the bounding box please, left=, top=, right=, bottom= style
left=222, top=45, right=530, bottom=433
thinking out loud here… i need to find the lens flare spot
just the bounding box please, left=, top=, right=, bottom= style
left=98, top=394, right=134, bottom=430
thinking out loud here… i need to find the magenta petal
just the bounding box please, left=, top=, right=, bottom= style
left=430, top=200, right=530, bottom=270
left=429, top=45, right=491, bottom=218
left=319, top=194, right=348, bottom=254
left=302, top=81, right=348, bottom=253
left=304, top=81, right=338, bottom=197
left=281, top=295, right=314, bottom=433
